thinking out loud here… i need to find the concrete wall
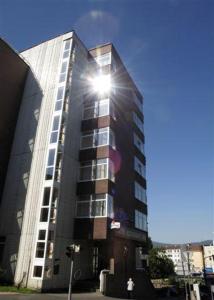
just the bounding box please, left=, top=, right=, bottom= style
left=0, top=39, right=28, bottom=205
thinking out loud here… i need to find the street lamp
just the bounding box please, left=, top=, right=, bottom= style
left=66, top=244, right=80, bottom=300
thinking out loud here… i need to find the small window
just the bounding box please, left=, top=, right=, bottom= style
left=38, top=230, right=46, bottom=241
left=47, top=149, right=55, bottom=166
left=59, top=73, right=66, bottom=83
left=55, top=100, right=63, bottom=111
left=43, top=187, right=50, bottom=206
left=52, top=116, right=60, bottom=131
left=64, top=40, right=71, bottom=50
left=40, top=208, right=49, bottom=222
left=63, top=50, right=69, bottom=59
left=35, top=242, right=45, bottom=258
left=45, top=167, right=54, bottom=180
left=60, top=61, right=68, bottom=74
left=57, top=87, right=64, bottom=100
left=33, top=266, right=43, bottom=278
left=50, top=132, right=58, bottom=144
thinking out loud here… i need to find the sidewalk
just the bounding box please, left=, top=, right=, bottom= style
left=0, top=291, right=186, bottom=300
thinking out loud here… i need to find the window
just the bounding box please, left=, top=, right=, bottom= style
left=40, top=208, right=49, bottom=222
left=79, top=159, right=112, bottom=181
left=35, top=242, right=45, bottom=258
left=133, top=92, right=143, bottom=114
left=133, top=112, right=144, bottom=134
left=52, top=116, right=60, bottom=131
left=134, top=182, right=147, bottom=204
left=64, top=39, right=71, bottom=51
left=45, top=167, right=54, bottom=180
left=59, top=61, right=68, bottom=83
left=38, top=230, right=46, bottom=241
left=83, top=99, right=109, bottom=120
left=47, top=149, right=56, bottom=166
left=55, top=100, right=63, bottom=112
left=136, top=247, right=143, bottom=269
left=134, top=133, right=144, bottom=155
left=56, top=86, right=64, bottom=100
left=94, top=53, right=111, bottom=67
left=81, top=127, right=115, bottom=149
left=76, top=194, right=113, bottom=218
left=135, top=210, right=147, bottom=231
left=45, top=149, right=56, bottom=180
left=33, top=266, right=43, bottom=278
left=42, top=187, right=50, bottom=206
left=134, top=157, right=146, bottom=178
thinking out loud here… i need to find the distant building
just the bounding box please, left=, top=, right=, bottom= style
left=164, top=245, right=204, bottom=275
left=203, top=245, right=214, bottom=273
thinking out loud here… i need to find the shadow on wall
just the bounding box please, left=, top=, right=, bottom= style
left=0, top=68, right=43, bottom=283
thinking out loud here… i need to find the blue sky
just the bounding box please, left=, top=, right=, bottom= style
left=1, top=0, right=213, bottom=243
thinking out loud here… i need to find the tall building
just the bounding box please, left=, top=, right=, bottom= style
left=0, top=31, right=154, bottom=298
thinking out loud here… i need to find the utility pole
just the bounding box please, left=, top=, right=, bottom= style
left=66, top=244, right=80, bottom=300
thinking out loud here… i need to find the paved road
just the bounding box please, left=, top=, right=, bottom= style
left=0, top=292, right=186, bottom=300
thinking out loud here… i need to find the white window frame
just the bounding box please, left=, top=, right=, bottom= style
left=80, top=127, right=115, bottom=150
left=83, top=98, right=110, bottom=120
left=76, top=194, right=113, bottom=218
left=94, top=52, right=111, bottom=67
left=79, top=158, right=115, bottom=182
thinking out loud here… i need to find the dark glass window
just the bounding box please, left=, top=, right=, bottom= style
left=47, top=149, right=55, bottom=166
left=43, top=187, right=50, bottom=206
left=45, top=167, right=54, bottom=180
left=33, top=266, right=43, bottom=278
left=55, top=100, right=62, bottom=111
left=35, top=242, right=45, bottom=258
left=50, top=132, right=58, bottom=144
left=52, top=116, right=60, bottom=131
left=57, top=87, right=64, bottom=100
left=40, top=208, right=49, bottom=222
left=38, top=230, right=46, bottom=241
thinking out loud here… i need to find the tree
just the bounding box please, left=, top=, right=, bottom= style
left=148, top=248, right=175, bottom=279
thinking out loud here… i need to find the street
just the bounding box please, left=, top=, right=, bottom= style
left=0, top=292, right=186, bottom=300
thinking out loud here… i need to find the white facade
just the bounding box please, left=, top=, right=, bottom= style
left=0, top=32, right=92, bottom=289
left=203, top=245, right=214, bottom=272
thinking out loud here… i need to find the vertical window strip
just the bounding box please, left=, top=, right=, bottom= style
left=134, top=157, right=146, bottom=178
left=133, top=112, right=144, bottom=134
left=134, top=181, right=147, bottom=204
left=134, top=133, right=144, bottom=155
left=76, top=194, right=112, bottom=218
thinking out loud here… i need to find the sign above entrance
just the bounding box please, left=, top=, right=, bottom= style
left=111, top=221, right=121, bottom=229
